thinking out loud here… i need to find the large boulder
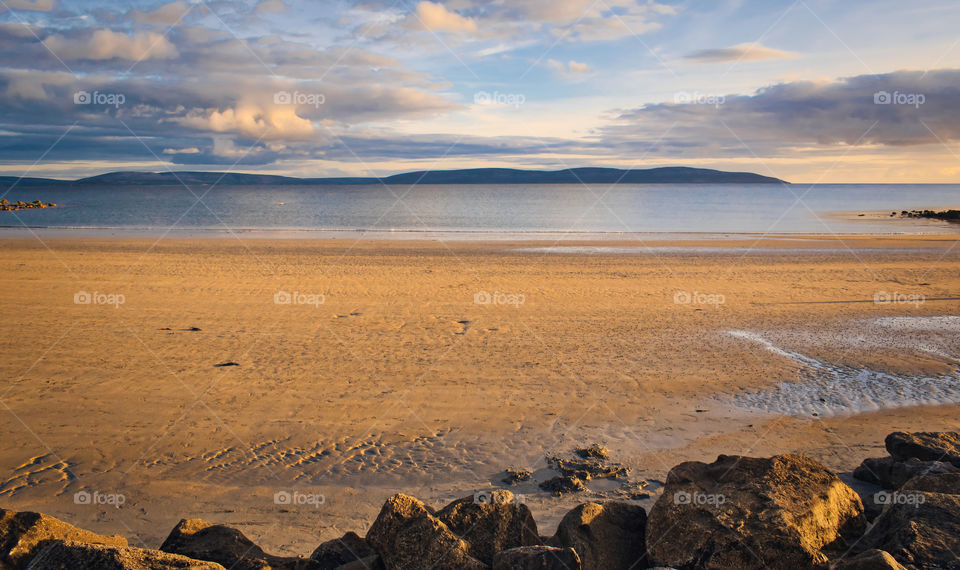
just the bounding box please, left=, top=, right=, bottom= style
left=832, top=549, right=907, bottom=570
left=885, top=432, right=960, bottom=467
left=26, top=540, right=224, bottom=569
left=550, top=502, right=647, bottom=570
left=366, top=494, right=485, bottom=570
left=309, top=532, right=373, bottom=569
left=159, top=518, right=318, bottom=570
left=901, top=472, right=960, bottom=495
left=493, top=546, right=582, bottom=570
left=861, top=490, right=960, bottom=569
left=436, top=490, right=539, bottom=565
left=853, top=456, right=958, bottom=489
left=0, top=507, right=127, bottom=569
left=646, top=454, right=866, bottom=570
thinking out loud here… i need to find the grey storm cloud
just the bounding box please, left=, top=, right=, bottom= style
left=601, top=69, right=960, bottom=157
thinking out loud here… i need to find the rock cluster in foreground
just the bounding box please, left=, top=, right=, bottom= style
left=0, top=200, right=55, bottom=212
left=2, top=431, right=958, bottom=569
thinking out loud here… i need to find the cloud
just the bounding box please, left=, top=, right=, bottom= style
left=171, top=103, right=317, bottom=140
left=130, top=1, right=197, bottom=27
left=0, top=0, right=55, bottom=12
left=256, top=0, right=287, bottom=14
left=547, top=59, right=592, bottom=76
left=602, top=69, right=960, bottom=158
left=410, top=1, right=477, bottom=32
left=684, top=42, right=798, bottom=64
left=44, top=29, right=179, bottom=61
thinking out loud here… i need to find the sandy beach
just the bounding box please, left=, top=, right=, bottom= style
left=1, top=235, right=959, bottom=556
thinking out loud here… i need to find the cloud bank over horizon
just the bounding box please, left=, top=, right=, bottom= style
left=0, top=0, right=958, bottom=182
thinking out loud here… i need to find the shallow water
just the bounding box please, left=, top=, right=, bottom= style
left=727, top=327, right=960, bottom=417
left=1, top=183, right=958, bottom=238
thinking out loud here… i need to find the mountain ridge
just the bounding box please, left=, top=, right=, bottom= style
left=0, top=166, right=787, bottom=187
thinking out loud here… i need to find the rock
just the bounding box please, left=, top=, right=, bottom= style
left=365, top=494, right=485, bottom=570
left=573, top=445, right=609, bottom=460
left=539, top=476, right=587, bottom=496
left=901, top=472, right=960, bottom=494
left=646, top=454, right=866, bottom=570
left=547, top=455, right=627, bottom=480
left=861, top=490, right=960, bottom=569
left=310, top=532, right=373, bottom=569
left=550, top=502, right=647, bottom=570
left=436, top=490, right=539, bottom=565
left=0, top=507, right=127, bottom=569
left=885, top=431, right=960, bottom=467
left=26, top=540, right=224, bottom=569
left=492, top=546, right=582, bottom=570
left=333, top=555, right=384, bottom=570
left=502, top=469, right=533, bottom=484
left=832, top=549, right=907, bottom=570
left=159, top=518, right=318, bottom=570
left=853, top=456, right=958, bottom=489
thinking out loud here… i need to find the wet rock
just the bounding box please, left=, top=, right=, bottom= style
left=160, top=518, right=318, bottom=570
left=310, top=532, right=373, bottom=569
left=0, top=507, right=127, bottom=569
left=833, top=549, right=907, bottom=570
left=366, top=494, right=485, bottom=570
left=885, top=431, right=960, bottom=467
left=436, top=490, right=539, bottom=565
left=853, top=456, right=958, bottom=489
left=492, top=546, right=581, bottom=570
left=861, top=490, right=960, bottom=569
left=550, top=502, right=647, bottom=570
left=26, top=540, right=224, bottom=569
left=901, top=472, right=960, bottom=495
left=646, top=454, right=866, bottom=570
left=539, top=475, right=587, bottom=496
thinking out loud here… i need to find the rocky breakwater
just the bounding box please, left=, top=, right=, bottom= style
left=0, top=200, right=56, bottom=212
left=2, top=431, right=958, bottom=569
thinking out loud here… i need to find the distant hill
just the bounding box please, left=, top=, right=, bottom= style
left=4, top=167, right=787, bottom=187
left=0, top=176, right=65, bottom=187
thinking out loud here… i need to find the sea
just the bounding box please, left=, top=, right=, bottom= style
left=0, top=183, right=958, bottom=239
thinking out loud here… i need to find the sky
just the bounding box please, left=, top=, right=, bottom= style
left=0, top=0, right=958, bottom=182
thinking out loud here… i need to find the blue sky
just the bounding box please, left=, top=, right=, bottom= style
left=0, top=0, right=958, bottom=181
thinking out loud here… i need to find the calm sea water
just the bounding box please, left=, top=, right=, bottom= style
left=1, top=183, right=958, bottom=238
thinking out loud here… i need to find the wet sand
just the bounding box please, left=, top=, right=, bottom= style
left=0, top=235, right=959, bottom=555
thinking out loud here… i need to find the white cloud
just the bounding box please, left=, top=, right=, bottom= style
left=547, top=59, right=592, bottom=75
left=411, top=1, right=477, bottom=32
left=684, top=42, right=799, bottom=64
left=44, top=29, right=179, bottom=61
